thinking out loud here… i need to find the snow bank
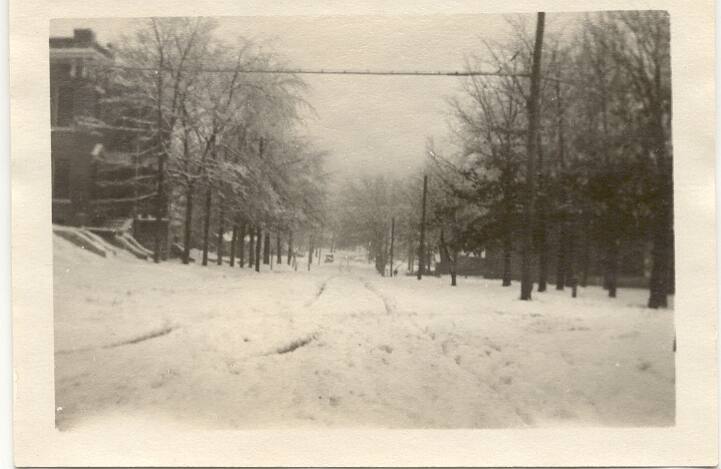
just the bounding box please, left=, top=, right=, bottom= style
left=119, top=233, right=153, bottom=258
left=53, top=225, right=109, bottom=257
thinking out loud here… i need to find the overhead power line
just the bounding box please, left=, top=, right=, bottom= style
left=99, top=63, right=530, bottom=78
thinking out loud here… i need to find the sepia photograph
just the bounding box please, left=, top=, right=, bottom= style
left=48, top=11, right=677, bottom=431
left=9, top=0, right=720, bottom=464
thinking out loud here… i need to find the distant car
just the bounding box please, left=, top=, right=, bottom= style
left=324, top=253, right=334, bottom=263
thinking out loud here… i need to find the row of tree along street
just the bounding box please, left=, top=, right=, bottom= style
left=84, top=18, right=328, bottom=269
left=334, top=11, right=673, bottom=309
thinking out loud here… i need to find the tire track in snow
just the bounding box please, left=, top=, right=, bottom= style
left=255, top=276, right=337, bottom=359
left=359, top=276, right=528, bottom=425
left=56, top=325, right=178, bottom=355
left=360, top=278, right=396, bottom=314
left=304, top=275, right=336, bottom=307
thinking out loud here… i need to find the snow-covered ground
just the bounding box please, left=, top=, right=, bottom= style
left=53, top=236, right=675, bottom=430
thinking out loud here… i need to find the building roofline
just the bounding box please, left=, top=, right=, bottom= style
left=49, top=31, right=113, bottom=59
left=50, top=47, right=113, bottom=62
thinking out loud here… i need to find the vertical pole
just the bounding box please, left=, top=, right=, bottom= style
left=520, top=12, right=545, bottom=301
left=153, top=70, right=165, bottom=264
left=389, top=217, right=395, bottom=277
left=417, top=175, right=428, bottom=280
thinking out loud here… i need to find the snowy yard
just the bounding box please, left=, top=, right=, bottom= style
left=53, top=236, right=675, bottom=430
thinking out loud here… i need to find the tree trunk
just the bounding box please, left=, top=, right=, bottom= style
left=201, top=187, right=212, bottom=266
left=648, top=116, right=672, bottom=308
left=287, top=231, right=293, bottom=265
left=248, top=225, right=255, bottom=268
left=568, top=227, right=578, bottom=298
left=263, top=232, right=270, bottom=264
left=307, top=235, right=313, bottom=271
left=239, top=222, right=246, bottom=267
left=276, top=234, right=282, bottom=264
left=417, top=175, right=428, bottom=280
left=554, top=77, right=568, bottom=290
left=153, top=73, right=167, bottom=264
left=501, top=157, right=513, bottom=287
left=450, top=249, right=458, bottom=287
left=439, top=230, right=449, bottom=279
left=440, top=230, right=456, bottom=286
left=389, top=217, right=395, bottom=277
left=648, top=223, right=671, bottom=308
left=606, top=238, right=618, bottom=298
left=520, top=12, right=545, bottom=300
left=556, top=224, right=567, bottom=290
left=667, top=233, right=675, bottom=295
left=538, top=237, right=548, bottom=292
left=229, top=225, right=237, bottom=267
left=502, top=232, right=512, bottom=286
left=580, top=218, right=590, bottom=287
left=182, top=182, right=194, bottom=265
left=537, top=136, right=548, bottom=292
left=255, top=227, right=262, bottom=272
left=216, top=202, right=225, bottom=265
left=407, top=241, right=413, bottom=272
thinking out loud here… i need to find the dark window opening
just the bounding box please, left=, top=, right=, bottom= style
left=55, top=86, right=75, bottom=127
left=50, top=63, right=72, bottom=80
left=52, top=157, right=70, bottom=199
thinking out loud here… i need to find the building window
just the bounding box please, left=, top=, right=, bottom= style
left=52, top=157, right=70, bottom=199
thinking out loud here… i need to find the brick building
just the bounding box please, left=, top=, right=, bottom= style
left=50, top=28, right=169, bottom=256
left=50, top=28, right=114, bottom=225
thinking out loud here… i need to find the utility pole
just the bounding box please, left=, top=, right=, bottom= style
left=389, top=217, right=395, bottom=277
left=417, top=175, right=428, bottom=280
left=520, top=12, right=546, bottom=301
left=153, top=68, right=165, bottom=264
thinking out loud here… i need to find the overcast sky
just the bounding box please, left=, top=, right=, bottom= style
left=51, top=14, right=578, bottom=184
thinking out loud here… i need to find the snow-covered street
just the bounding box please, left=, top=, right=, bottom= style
left=53, top=236, right=675, bottom=430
